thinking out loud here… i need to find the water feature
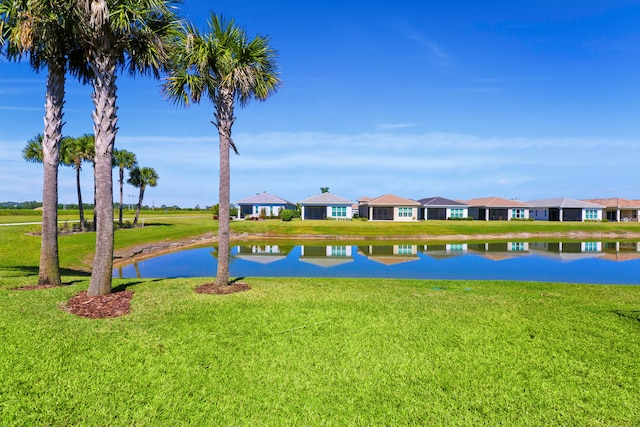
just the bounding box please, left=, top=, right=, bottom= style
left=114, top=240, right=640, bottom=284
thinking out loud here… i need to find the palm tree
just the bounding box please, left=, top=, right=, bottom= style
left=61, top=134, right=94, bottom=231
left=1, top=0, right=86, bottom=286
left=78, top=0, right=180, bottom=295
left=112, top=149, right=137, bottom=227
left=127, top=166, right=158, bottom=226
left=163, top=15, right=280, bottom=286
left=22, top=134, right=45, bottom=163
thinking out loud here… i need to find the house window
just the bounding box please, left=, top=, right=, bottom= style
left=331, top=206, right=347, bottom=217
left=511, top=209, right=525, bottom=219
left=397, top=245, right=413, bottom=255
left=449, top=208, right=464, bottom=218
left=511, top=242, right=526, bottom=251
left=583, top=242, right=599, bottom=252
left=398, top=207, right=413, bottom=218
left=584, top=210, right=598, bottom=220
left=330, top=246, right=347, bottom=256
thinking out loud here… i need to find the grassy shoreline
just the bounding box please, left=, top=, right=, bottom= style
left=1, top=215, right=640, bottom=424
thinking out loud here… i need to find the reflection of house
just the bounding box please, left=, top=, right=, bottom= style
left=234, top=245, right=291, bottom=264
left=416, top=196, right=469, bottom=220
left=299, top=245, right=354, bottom=267
left=582, top=198, right=640, bottom=222
left=601, top=241, right=640, bottom=261
left=357, top=245, right=419, bottom=265
left=419, top=243, right=468, bottom=259
left=527, top=198, right=604, bottom=222
left=466, top=197, right=531, bottom=221
left=467, top=242, right=529, bottom=260
left=236, top=192, right=296, bottom=219
left=300, top=192, right=353, bottom=220
left=528, top=242, right=602, bottom=261
left=358, top=194, right=421, bottom=221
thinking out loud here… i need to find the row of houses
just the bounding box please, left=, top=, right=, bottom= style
left=235, top=192, right=640, bottom=223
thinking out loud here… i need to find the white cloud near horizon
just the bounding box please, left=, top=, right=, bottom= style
left=2, top=131, right=639, bottom=207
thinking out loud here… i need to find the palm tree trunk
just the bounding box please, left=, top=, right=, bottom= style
left=38, top=62, right=65, bottom=286
left=119, top=168, right=124, bottom=226
left=88, top=55, right=117, bottom=296
left=215, top=90, right=234, bottom=286
left=133, top=186, right=144, bottom=226
left=75, top=165, right=86, bottom=232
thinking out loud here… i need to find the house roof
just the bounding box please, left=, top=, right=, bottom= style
left=527, top=197, right=604, bottom=209
left=236, top=192, right=294, bottom=205
left=583, top=198, right=640, bottom=209
left=466, top=196, right=531, bottom=208
left=418, top=196, right=469, bottom=207
left=362, top=194, right=422, bottom=206
left=299, top=192, right=352, bottom=205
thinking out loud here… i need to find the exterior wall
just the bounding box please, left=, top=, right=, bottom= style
left=530, top=209, right=549, bottom=221
left=581, top=209, right=602, bottom=221
left=393, top=206, right=417, bottom=221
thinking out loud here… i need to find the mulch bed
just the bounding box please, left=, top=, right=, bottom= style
left=195, top=282, right=251, bottom=294
left=64, top=290, right=134, bottom=319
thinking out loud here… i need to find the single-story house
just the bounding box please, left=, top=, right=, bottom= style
left=299, top=192, right=353, bottom=220
left=236, top=192, right=296, bottom=219
left=583, top=198, right=640, bottom=222
left=466, top=196, right=531, bottom=221
left=358, top=194, right=422, bottom=221
left=416, top=196, right=469, bottom=220
left=527, top=197, right=604, bottom=222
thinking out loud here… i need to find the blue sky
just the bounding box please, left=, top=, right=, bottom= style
left=2, top=0, right=640, bottom=207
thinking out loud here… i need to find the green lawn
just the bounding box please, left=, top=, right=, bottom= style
left=1, top=215, right=640, bottom=425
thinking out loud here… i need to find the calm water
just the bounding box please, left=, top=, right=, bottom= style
left=114, top=241, right=640, bottom=284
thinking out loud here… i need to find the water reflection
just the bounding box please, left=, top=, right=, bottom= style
left=114, top=240, right=640, bottom=284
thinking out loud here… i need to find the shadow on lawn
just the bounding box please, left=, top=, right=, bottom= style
left=2, top=265, right=91, bottom=279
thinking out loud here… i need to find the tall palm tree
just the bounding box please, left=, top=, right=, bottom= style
left=1, top=0, right=86, bottom=286
left=61, top=134, right=94, bottom=231
left=78, top=0, right=180, bottom=295
left=127, top=166, right=158, bottom=226
left=112, top=148, right=137, bottom=227
left=164, top=15, right=280, bottom=286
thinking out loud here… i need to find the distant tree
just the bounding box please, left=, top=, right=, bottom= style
left=164, top=14, right=280, bottom=286
left=61, top=134, right=94, bottom=231
left=112, top=149, right=137, bottom=227
left=127, top=166, right=158, bottom=226
left=320, top=187, right=329, bottom=193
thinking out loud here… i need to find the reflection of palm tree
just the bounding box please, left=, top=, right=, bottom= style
left=164, top=15, right=280, bottom=286
left=113, top=149, right=137, bottom=227
left=3, top=0, right=85, bottom=286
left=61, top=134, right=94, bottom=231
left=127, top=166, right=158, bottom=226
left=80, top=0, right=180, bottom=296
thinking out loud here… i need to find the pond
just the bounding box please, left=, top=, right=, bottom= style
left=114, top=240, right=640, bottom=284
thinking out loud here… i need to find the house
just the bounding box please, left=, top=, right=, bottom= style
left=582, top=198, right=640, bottom=222
left=527, top=197, right=604, bottom=222
left=299, top=192, right=353, bottom=220
left=236, top=192, right=296, bottom=219
left=416, top=196, right=469, bottom=220
left=466, top=196, right=531, bottom=221
left=358, top=194, right=422, bottom=221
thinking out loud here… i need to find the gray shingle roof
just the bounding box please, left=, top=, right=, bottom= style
left=417, top=196, right=469, bottom=207
left=236, top=192, right=294, bottom=205
left=299, top=192, right=352, bottom=205
left=527, top=197, right=604, bottom=209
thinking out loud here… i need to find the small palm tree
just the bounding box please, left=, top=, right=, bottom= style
left=164, top=14, right=280, bottom=286
left=127, top=166, right=158, bottom=226
left=61, top=134, right=94, bottom=231
left=112, top=149, right=137, bottom=227
left=78, top=0, right=181, bottom=295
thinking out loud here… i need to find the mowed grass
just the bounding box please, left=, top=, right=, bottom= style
left=1, top=214, right=640, bottom=425
left=1, top=276, right=639, bottom=425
